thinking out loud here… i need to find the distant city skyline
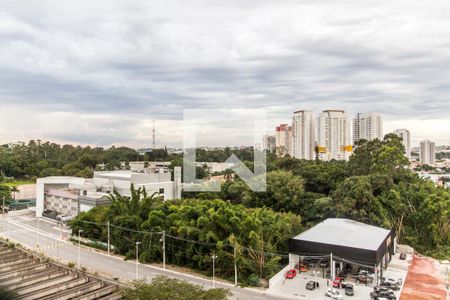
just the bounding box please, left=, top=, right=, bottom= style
left=0, top=110, right=448, bottom=149
left=0, top=1, right=449, bottom=148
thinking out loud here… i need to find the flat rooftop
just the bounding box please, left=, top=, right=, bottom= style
left=292, top=218, right=391, bottom=251
left=95, top=171, right=134, bottom=179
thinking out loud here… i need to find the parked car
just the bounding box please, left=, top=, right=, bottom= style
left=345, top=284, right=354, bottom=296
left=285, top=269, right=297, bottom=279
left=320, top=260, right=329, bottom=268
left=332, top=277, right=344, bottom=288
left=358, top=266, right=375, bottom=275
left=373, top=286, right=390, bottom=293
left=381, top=278, right=401, bottom=291
left=345, top=263, right=353, bottom=273
left=357, top=269, right=374, bottom=276
left=355, top=274, right=374, bottom=284
left=399, top=253, right=407, bottom=260
left=295, top=263, right=309, bottom=272
left=325, top=289, right=343, bottom=299
left=306, top=280, right=319, bottom=290
left=370, top=290, right=396, bottom=300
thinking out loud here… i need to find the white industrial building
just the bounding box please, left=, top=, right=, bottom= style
left=36, top=168, right=181, bottom=219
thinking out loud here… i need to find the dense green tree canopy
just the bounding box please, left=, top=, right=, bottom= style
left=0, top=141, right=141, bottom=179
left=70, top=187, right=301, bottom=282
left=121, top=276, right=230, bottom=300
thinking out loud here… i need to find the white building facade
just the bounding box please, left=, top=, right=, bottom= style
left=36, top=169, right=182, bottom=219
left=275, top=124, right=293, bottom=157
left=420, top=140, right=436, bottom=165
left=262, top=135, right=276, bottom=152
left=292, top=110, right=316, bottom=160
left=353, top=112, right=383, bottom=143
left=394, top=129, right=411, bottom=160
left=318, top=110, right=351, bottom=161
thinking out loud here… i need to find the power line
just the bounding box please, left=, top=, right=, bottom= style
left=72, top=219, right=291, bottom=259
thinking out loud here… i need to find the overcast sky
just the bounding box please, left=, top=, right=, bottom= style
left=0, top=0, right=449, bottom=148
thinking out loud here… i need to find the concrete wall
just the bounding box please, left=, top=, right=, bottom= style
left=13, top=184, right=36, bottom=200
left=268, top=265, right=291, bottom=289
left=36, top=177, right=85, bottom=217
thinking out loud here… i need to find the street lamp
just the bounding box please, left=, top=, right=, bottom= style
left=212, top=254, right=218, bottom=288
left=77, top=229, right=83, bottom=269
left=136, top=241, right=141, bottom=280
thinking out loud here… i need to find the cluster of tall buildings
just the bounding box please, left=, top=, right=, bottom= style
left=263, top=110, right=435, bottom=164
left=265, top=110, right=380, bottom=161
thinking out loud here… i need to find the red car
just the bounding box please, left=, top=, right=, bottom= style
left=332, top=277, right=344, bottom=288
left=295, top=263, right=309, bottom=272
left=286, top=269, right=297, bottom=279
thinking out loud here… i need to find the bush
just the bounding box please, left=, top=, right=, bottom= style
left=0, top=287, right=18, bottom=300
left=247, top=274, right=260, bottom=286
left=121, top=276, right=231, bottom=300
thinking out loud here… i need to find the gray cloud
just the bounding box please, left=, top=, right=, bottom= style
left=0, top=0, right=449, bottom=147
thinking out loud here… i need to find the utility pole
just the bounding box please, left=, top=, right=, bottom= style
left=212, top=254, right=218, bottom=288
left=107, top=220, right=111, bottom=255
left=375, top=264, right=378, bottom=286
left=160, top=231, right=166, bottom=269
left=330, top=253, right=334, bottom=293
left=234, top=246, right=238, bottom=286
left=136, top=241, right=141, bottom=280
left=77, top=229, right=83, bottom=269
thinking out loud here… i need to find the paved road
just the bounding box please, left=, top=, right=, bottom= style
left=0, top=214, right=292, bottom=300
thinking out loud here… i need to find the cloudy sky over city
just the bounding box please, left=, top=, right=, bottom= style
left=0, top=0, right=449, bottom=147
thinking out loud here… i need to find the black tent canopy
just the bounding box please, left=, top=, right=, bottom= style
left=289, top=218, right=395, bottom=266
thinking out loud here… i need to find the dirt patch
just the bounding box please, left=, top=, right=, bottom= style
left=401, top=254, right=446, bottom=300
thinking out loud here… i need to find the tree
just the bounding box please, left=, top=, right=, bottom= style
left=39, top=168, right=63, bottom=177
left=0, top=185, right=13, bottom=210
left=79, top=154, right=97, bottom=169
left=121, top=276, right=231, bottom=300
left=74, top=167, right=94, bottom=178
left=348, top=134, right=409, bottom=176
left=0, top=287, right=18, bottom=300
left=242, top=170, right=305, bottom=212
left=329, top=175, right=387, bottom=225
left=9, top=186, right=19, bottom=200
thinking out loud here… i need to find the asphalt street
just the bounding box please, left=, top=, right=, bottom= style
left=0, top=214, right=294, bottom=300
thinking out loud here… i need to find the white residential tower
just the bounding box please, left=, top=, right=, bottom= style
left=420, top=140, right=436, bottom=165
left=353, top=113, right=383, bottom=143
left=394, top=129, right=411, bottom=160
left=318, top=110, right=351, bottom=161
left=275, top=124, right=292, bottom=157
left=292, top=110, right=316, bottom=160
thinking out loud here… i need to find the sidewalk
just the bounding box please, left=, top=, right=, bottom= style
left=401, top=254, right=447, bottom=300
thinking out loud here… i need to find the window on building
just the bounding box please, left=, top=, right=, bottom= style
left=159, top=188, right=164, bottom=194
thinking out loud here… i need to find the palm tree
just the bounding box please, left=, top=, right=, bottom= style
left=106, top=184, right=160, bottom=224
